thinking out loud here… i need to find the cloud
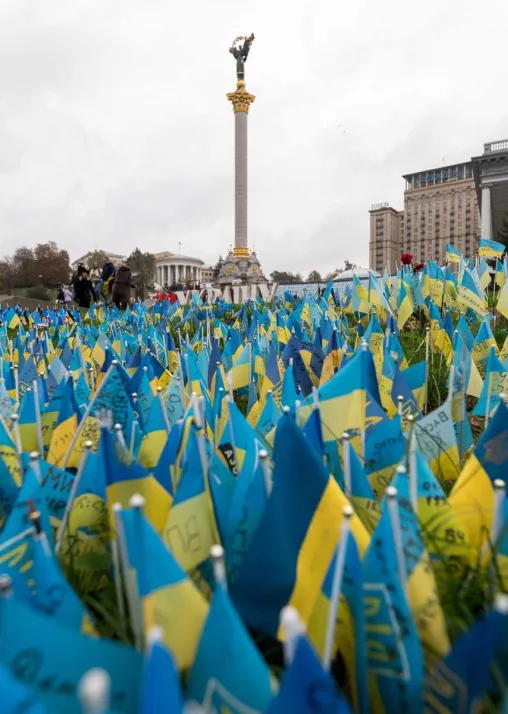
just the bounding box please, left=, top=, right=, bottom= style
left=0, top=0, right=507, bottom=278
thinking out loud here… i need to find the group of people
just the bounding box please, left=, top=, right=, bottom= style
left=57, top=257, right=134, bottom=310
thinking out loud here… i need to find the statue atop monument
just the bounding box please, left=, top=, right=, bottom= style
left=229, top=34, right=255, bottom=81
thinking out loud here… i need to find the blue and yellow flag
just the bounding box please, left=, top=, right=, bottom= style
left=450, top=400, right=508, bottom=550
left=187, top=585, right=274, bottom=713
left=445, top=243, right=462, bottom=264
left=479, top=237, right=505, bottom=258
left=120, top=505, right=209, bottom=670
left=230, top=414, right=369, bottom=638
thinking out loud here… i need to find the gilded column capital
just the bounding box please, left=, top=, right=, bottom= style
left=227, top=80, right=256, bottom=114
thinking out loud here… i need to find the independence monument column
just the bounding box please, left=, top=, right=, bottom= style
left=217, top=34, right=266, bottom=285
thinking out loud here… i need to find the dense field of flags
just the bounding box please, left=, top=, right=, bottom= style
left=2, top=237, right=508, bottom=713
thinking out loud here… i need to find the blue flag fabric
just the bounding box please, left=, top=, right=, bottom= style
left=0, top=597, right=142, bottom=714
left=265, top=634, right=351, bottom=714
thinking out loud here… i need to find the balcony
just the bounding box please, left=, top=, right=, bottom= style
left=484, top=139, right=508, bottom=153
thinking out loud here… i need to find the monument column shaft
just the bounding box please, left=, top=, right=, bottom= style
left=227, top=80, right=255, bottom=259
left=235, top=111, right=248, bottom=253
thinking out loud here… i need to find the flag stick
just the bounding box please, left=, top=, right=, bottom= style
left=55, top=441, right=93, bottom=554
left=117, top=497, right=144, bottom=650
left=10, top=413, right=23, bottom=476
left=32, top=379, right=44, bottom=455
left=13, top=365, right=19, bottom=406
left=386, top=485, right=408, bottom=600
left=406, top=417, right=418, bottom=513
left=226, top=370, right=234, bottom=403
left=341, top=432, right=352, bottom=498
left=295, top=399, right=301, bottom=429
left=259, top=449, right=272, bottom=497
left=447, top=365, right=455, bottom=406
left=78, top=668, right=111, bottom=714
left=397, top=394, right=404, bottom=419
left=183, top=354, right=192, bottom=401
left=156, top=386, right=171, bottom=435
left=28, top=450, right=43, bottom=485
left=424, top=326, right=430, bottom=415
left=459, top=340, right=466, bottom=458
left=487, top=479, right=507, bottom=595
left=279, top=606, right=305, bottom=665
left=114, top=423, right=126, bottom=449
left=360, top=341, right=368, bottom=459
left=210, top=544, right=228, bottom=591
left=492, top=479, right=506, bottom=546
left=191, top=392, right=209, bottom=478
left=89, top=367, right=95, bottom=393
left=28, top=507, right=52, bottom=556
left=0, top=526, right=35, bottom=554
left=323, top=505, right=352, bottom=671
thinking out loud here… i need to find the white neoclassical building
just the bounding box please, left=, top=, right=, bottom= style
left=153, top=251, right=205, bottom=288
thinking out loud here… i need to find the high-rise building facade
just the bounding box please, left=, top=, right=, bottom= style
left=369, top=203, right=404, bottom=274
left=369, top=161, right=481, bottom=271
left=402, top=162, right=480, bottom=264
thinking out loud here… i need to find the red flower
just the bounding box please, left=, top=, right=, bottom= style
left=400, top=252, right=413, bottom=266
left=414, top=262, right=424, bottom=271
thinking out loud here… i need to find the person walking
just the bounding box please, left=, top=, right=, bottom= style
left=101, top=257, right=115, bottom=282
left=101, top=257, right=116, bottom=303
left=74, top=271, right=94, bottom=309
left=90, top=262, right=101, bottom=301
left=111, top=265, right=134, bottom=310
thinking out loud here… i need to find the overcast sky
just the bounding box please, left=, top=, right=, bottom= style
left=0, top=0, right=507, bottom=277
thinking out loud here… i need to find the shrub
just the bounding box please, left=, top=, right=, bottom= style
left=26, top=284, right=51, bottom=301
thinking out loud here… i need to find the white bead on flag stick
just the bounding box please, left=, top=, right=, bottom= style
left=280, top=606, right=305, bottom=665
left=0, top=574, right=12, bottom=598
left=78, top=668, right=111, bottom=714
left=114, top=423, right=126, bottom=449
left=29, top=451, right=42, bottom=485
left=210, top=544, right=228, bottom=591
left=259, top=449, right=272, bottom=497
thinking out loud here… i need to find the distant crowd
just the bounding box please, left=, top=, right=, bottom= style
left=58, top=256, right=134, bottom=310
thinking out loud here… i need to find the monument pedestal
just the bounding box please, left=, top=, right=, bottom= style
left=217, top=248, right=266, bottom=285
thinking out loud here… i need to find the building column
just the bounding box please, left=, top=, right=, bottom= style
left=481, top=184, right=493, bottom=239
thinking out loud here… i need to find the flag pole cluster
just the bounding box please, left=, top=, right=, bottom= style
left=0, top=249, right=508, bottom=713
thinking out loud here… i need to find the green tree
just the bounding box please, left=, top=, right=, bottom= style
left=0, top=259, right=14, bottom=289
left=213, top=256, right=224, bottom=279
left=33, top=242, right=71, bottom=288
left=307, top=270, right=322, bottom=283
left=498, top=210, right=508, bottom=247
left=11, top=247, right=37, bottom=287
left=270, top=270, right=300, bottom=284
left=86, top=250, right=107, bottom=268
left=127, top=248, right=155, bottom=299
